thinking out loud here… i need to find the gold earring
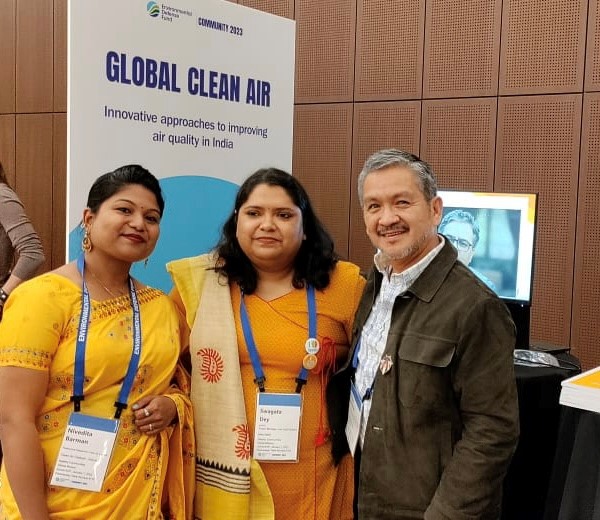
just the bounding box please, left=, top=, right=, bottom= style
left=82, top=228, right=92, bottom=253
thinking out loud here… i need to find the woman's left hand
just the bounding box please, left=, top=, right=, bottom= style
left=132, top=395, right=177, bottom=435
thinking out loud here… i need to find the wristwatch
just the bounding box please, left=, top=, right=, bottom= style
left=0, top=288, right=9, bottom=305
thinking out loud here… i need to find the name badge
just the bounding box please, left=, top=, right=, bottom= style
left=253, top=392, right=302, bottom=462
left=345, top=381, right=363, bottom=457
left=50, top=413, right=119, bottom=492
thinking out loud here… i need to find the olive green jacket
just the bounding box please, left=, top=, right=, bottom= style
left=327, top=241, right=519, bottom=520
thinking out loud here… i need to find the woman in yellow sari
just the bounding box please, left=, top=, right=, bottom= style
left=168, top=168, right=365, bottom=520
left=0, top=165, right=194, bottom=519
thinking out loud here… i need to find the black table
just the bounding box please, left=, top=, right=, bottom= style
left=501, top=357, right=580, bottom=520
left=544, top=406, right=600, bottom=520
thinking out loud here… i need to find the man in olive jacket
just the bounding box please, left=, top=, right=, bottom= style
left=327, top=149, right=519, bottom=519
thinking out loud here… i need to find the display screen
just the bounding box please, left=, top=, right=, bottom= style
left=437, top=191, right=538, bottom=303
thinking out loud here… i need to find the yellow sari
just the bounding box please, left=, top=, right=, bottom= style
left=0, top=274, right=195, bottom=519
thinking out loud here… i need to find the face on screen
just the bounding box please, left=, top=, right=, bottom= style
left=441, top=220, right=475, bottom=265
left=437, top=190, right=537, bottom=303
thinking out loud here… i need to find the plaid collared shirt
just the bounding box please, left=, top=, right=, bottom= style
left=355, top=237, right=445, bottom=448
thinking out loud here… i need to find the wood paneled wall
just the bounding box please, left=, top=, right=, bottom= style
left=0, top=0, right=66, bottom=275
left=290, top=0, right=600, bottom=369
left=3, top=0, right=599, bottom=369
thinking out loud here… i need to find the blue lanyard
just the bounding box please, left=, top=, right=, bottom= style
left=240, top=285, right=317, bottom=393
left=351, top=336, right=374, bottom=401
left=71, top=254, right=142, bottom=419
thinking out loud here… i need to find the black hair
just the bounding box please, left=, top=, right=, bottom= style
left=0, top=161, right=10, bottom=188
left=215, top=168, right=338, bottom=293
left=87, top=164, right=164, bottom=216
left=358, top=149, right=438, bottom=204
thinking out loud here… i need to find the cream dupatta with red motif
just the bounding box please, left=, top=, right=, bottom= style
left=168, top=254, right=274, bottom=520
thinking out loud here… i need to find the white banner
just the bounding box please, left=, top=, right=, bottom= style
left=68, top=0, right=295, bottom=291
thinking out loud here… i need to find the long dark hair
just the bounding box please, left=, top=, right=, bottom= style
left=215, top=168, right=338, bottom=294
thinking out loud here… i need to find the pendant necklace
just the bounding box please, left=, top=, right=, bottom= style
left=87, top=269, right=128, bottom=298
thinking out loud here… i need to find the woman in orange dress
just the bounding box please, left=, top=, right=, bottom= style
left=168, top=168, right=365, bottom=520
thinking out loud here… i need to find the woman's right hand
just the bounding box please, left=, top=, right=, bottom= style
left=132, top=395, right=178, bottom=435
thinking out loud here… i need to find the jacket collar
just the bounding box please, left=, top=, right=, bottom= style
left=368, top=239, right=458, bottom=304
left=405, top=240, right=457, bottom=302
left=345, top=240, right=458, bottom=375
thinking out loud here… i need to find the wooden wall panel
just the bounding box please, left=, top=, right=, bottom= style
left=238, top=0, right=293, bottom=18
left=349, top=101, right=421, bottom=270
left=496, top=94, right=582, bottom=349
left=4, top=0, right=600, bottom=363
left=15, top=114, right=53, bottom=273
left=53, top=0, right=67, bottom=112
left=585, top=0, right=600, bottom=91
left=52, top=113, right=67, bottom=268
left=355, top=0, right=424, bottom=101
left=421, top=98, right=497, bottom=191
left=293, top=104, right=353, bottom=258
left=424, top=0, right=501, bottom=98
left=16, top=0, right=53, bottom=113
left=0, top=115, right=16, bottom=186
left=295, top=0, right=355, bottom=103
left=572, top=93, right=600, bottom=369
left=499, top=0, right=587, bottom=95
left=0, top=0, right=16, bottom=113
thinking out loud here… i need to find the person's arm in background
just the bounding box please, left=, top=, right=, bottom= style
left=0, top=366, right=51, bottom=520
left=0, top=187, right=45, bottom=314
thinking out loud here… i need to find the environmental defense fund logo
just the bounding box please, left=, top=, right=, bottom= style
left=147, top=1, right=160, bottom=17
left=145, top=2, right=192, bottom=22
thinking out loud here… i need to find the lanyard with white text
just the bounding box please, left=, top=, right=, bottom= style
left=71, top=254, right=142, bottom=419
left=240, top=285, right=317, bottom=393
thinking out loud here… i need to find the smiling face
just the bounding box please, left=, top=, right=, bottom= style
left=362, top=165, right=442, bottom=273
left=83, top=183, right=161, bottom=265
left=235, top=183, right=305, bottom=273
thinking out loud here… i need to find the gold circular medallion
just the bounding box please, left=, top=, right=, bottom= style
left=302, top=353, right=318, bottom=370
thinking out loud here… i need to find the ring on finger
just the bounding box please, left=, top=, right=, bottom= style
left=143, top=408, right=150, bottom=417
left=149, top=423, right=153, bottom=432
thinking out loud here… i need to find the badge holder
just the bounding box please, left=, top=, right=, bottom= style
left=253, top=392, right=303, bottom=462
left=242, top=285, right=318, bottom=463
left=345, top=381, right=363, bottom=456
left=50, top=413, right=119, bottom=492
left=346, top=337, right=378, bottom=457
